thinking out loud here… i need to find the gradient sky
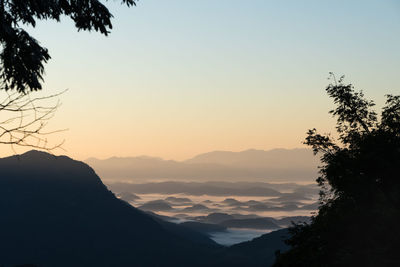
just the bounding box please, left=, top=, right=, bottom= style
left=1, top=0, right=399, bottom=160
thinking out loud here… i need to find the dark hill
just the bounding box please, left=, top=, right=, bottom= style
left=180, top=221, right=227, bottom=235
left=0, top=151, right=218, bottom=267
left=203, top=212, right=235, bottom=224
left=220, top=218, right=281, bottom=230
left=211, top=229, right=290, bottom=266
left=116, top=191, right=141, bottom=202
left=139, top=199, right=174, bottom=211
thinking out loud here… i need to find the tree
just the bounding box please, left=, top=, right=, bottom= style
left=0, top=0, right=136, bottom=150
left=0, top=0, right=136, bottom=93
left=0, top=89, right=65, bottom=150
left=274, top=74, right=400, bottom=266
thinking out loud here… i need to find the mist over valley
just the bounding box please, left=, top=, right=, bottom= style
left=91, top=150, right=319, bottom=246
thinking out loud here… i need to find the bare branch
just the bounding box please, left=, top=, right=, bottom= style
left=0, top=89, right=67, bottom=153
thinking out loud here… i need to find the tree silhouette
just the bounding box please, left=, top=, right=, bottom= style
left=0, top=90, right=66, bottom=150
left=0, top=0, right=136, bottom=93
left=0, top=0, right=136, bottom=150
left=274, top=74, right=400, bottom=266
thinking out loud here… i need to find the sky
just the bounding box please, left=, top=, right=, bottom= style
left=1, top=0, right=399, bottom=160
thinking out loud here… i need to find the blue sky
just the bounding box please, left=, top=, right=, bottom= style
left=8, top=0, right=400, bottom=160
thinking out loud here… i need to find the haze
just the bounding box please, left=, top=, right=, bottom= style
left=1, top=0, right=399, bottom=161
left=86, top=148, right=319, bottom=183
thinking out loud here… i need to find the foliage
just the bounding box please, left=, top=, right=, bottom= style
left=0, top=1, right=136, bottom=150
left=274, top=74, right=400, bottom=266
left=0, top=0, right=136, bottom=93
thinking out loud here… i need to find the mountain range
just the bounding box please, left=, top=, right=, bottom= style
left=86, top=148, right=319, bottom=182
left=0, top=150, right=290, bottom=266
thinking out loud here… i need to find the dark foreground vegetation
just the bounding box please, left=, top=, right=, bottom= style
left=274, top=76, right=400, bottom=266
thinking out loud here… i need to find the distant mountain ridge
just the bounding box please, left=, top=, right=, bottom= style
left=185, top=148, right=316, bottom=168
left=86, top=148, right=319, bottom=182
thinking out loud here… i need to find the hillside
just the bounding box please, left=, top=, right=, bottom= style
left=212, top=229, right=290, bottom=266
left=0, top=151, right=219, bottom=267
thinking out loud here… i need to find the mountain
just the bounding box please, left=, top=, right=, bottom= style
left=219, top=218, right=281, bottom=230
left=0, top=151, right=219, bottom=267
left=116, top=191, right=141, bottom=201
left=139, top=199, right=174, bottom=211
left=183, top=213, right=311, bottom=230
left=145, top=212, right=219, bottom=246
left=86, top=148, right=319, bottom=182
left=201, top=213, right=236, bottom=224
left=179, top=222, right=228, bottom=235
left=185, top=148, right=317, bottom=169
left=212, top=229, right=291, bottom=266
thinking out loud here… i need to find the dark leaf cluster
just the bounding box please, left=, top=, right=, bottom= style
left=0, top=0, right=136, bottom=92
left=274, top=74, right=400, bottom=266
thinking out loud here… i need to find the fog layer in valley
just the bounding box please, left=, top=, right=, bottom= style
left=87, top=148, right=320, bottom=245
left=108, top=181, right=318, bottom=245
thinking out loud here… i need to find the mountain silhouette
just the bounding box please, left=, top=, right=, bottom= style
left=86, top=148, right=319, bottom=182
left=219, top=218, right=281, bottom=230
left=185, top=148, right=316, bottom=168
left=212, top=229, right=290, bottom=266
left=0, top=151, right=219, bottom=267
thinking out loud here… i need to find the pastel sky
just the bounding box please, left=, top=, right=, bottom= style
left=2, top=0, right=399, bottom=160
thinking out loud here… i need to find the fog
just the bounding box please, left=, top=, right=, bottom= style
left=108, top=181, right=317, bottom=245
left=89, top=148, right=320, bottom=245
